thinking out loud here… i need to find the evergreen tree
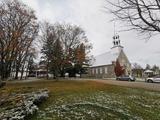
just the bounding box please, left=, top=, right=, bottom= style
left=41, top=22, right=92, bottom=78
left=50, top=39, right=63, bottom=78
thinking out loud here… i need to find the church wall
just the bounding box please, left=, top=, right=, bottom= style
left=87, top=33, right=132, bottom=78
left=89, top=64, right=116, bottom=78
left=117, top=50, right=132, bottom=75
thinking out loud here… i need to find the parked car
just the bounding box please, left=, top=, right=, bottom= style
left=116, top=75, right=136, bottom=81
left=146, top=75, right=160, bottom=83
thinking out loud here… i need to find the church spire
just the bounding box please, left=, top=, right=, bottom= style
left=111, top=21, right=123, bottom=53
left=112, top=20, right=121, bottom=47
left=113, top=34, right=121, bottom=47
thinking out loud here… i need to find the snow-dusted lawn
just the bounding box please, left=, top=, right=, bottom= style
left=1, top=80, right=160, bottom=120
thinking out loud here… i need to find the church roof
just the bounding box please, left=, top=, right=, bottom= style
left=91, top=51, right=120, bottom=67
left=91, top=32, right=124, bottom=67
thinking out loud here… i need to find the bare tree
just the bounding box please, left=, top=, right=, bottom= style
left=107, top=0, right=160, bottom=39
left=0, top=0, right=39, bottom=80
left=56, top=23, right=92, bottom=77
left=41, top=22, right=92, bottom=78
left=22, top=47, right=37, bottom=80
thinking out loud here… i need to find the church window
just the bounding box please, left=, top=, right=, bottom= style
left=116, top=41, right=118, bottom=45
left=96, top=68, right=98, bottom=74
left=105, top=67, right=108, bottom=74
left=100, top=68, right=103, bottom=74
left=92, top=69, right=94, bottom=74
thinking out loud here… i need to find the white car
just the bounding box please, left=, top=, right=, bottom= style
left=146, top=75, right=160, bottom=83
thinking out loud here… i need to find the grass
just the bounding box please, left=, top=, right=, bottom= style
left=0, top=79, right=160, bottom=120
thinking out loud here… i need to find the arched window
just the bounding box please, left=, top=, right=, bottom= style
left=113, top=41, right=115, bottom=45
left=105, top=67, right=108, bottom=74
left=116, top=41, right=118, bottom=45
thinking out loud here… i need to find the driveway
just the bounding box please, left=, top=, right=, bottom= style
left=91, top=79, right=160, bottom=92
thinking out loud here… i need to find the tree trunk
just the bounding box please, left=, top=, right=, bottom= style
left=25, top=60, right=30, bottom=80
left=15, top=62, right=20, bottom=80
left=0, top=56, right=6, bottom=80
left=20, top=64, right=25, bottom=80
left=46, top=60, right=49, bottom=79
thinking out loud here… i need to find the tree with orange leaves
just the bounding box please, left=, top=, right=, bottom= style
left=0, top=0, right=38, bottom=80
left=41, top=23, right=92, bottom=78
left=114, top=60, right=125, bottom=77
left=73, top=43, right=88, bottom=77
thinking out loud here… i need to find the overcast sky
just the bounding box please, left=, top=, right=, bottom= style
left=20, top=0, right=160, bottom=68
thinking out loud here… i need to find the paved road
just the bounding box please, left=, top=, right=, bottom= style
left=7, top=77, right=160, bottom=92
left=91, top=79, right=160, bottom=92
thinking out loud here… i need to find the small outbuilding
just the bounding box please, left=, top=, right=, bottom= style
left=144, top=69, right=154, bottom=77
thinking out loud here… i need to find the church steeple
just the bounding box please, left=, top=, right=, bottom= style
left=113, top=34, right=121, bottom=47
left=111, top=33, right=123, bottom=50
left=112, top=20, right=122, bottom=47
left=111, top=22, right=123, bottom=53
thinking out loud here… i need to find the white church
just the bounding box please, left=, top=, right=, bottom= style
left=89, top=34, right=132, bottom=78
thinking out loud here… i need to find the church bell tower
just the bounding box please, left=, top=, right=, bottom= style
left=111, top=20, right=123, bottom=54
left=112, top=34, right=123, bottom=48
left=111, top=33, right=123, bottom=54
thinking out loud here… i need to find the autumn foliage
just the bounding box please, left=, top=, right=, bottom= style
left=0, top=0, right=39, bottom=80
left=41, top=23, right=92, bottom=78
left=114, top=60, right=125, bottom=77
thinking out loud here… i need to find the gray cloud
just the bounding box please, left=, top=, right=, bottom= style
left=20, top=0, right=160, bottom=67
